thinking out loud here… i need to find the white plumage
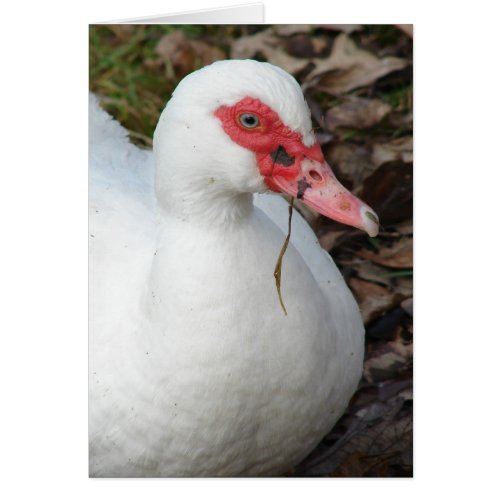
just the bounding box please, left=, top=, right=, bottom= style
left=89, top=60, right=370, bottom=477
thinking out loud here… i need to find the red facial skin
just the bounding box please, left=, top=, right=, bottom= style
left=214, top=97, right=323, bottom=192
left=214, top=97, right=379, bottom=236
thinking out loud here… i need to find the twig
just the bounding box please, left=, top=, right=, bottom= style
left=274, top=197, right=294, bottom=315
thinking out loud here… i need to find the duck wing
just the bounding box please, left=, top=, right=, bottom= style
left=89, top=94, right=157, bottom=354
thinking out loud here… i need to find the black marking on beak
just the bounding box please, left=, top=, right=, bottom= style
left=271, top=145, right=295, bottom=167
left=297, top=177, right=312, bottom=200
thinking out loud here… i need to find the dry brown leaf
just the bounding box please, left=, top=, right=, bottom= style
left=318, top=229, right=350, bottom=252
left=348, top=278, right=405, bottom=324
left=396, top=24, right=413, bottom=38
left=190, top=39, right=227, bottom=65
left=274, top=24, right=313, bottom=36
left=305, top=93, right=327, bottom=128
left=391, top=219, right=413, bottom=236
left=155, top=31, right=184, bottom=56
left=325, top=142, right=376, bottom=185
left=230, top=28, right=309, bottom=75
left=332, top=413, right=412, bottom=476
left=352, top=260, right=393, bottom=287
left=372, top=136, right=413, bottom=167
left=275, top=24, right=362, bottom=37
left=155, top=31, right=225, bottom=78
left=400, top=298, right=413, bottom=316
left=155, top=31, right=192, bottom=76
left=107, top=25, right=136, bottom=42
left=387, top=111, right=413, bottom=130
left=295, top=386, right=412, bottom=477
left=364, top=327, right=413, bottom=383
left=358, top=237, right=413, bottom=269
left=393, top=277, right=413, bottom=297
left=285, top=34, right=329, bottom=58
left=232, top=30, right=406, bottom=94
left=305, top=34, right=407, bottom=95
left=325, top=96, right=392, bottom=130
left=360, top=161, right=413, bottom=225
left=319, top=24, right=363, bottom=34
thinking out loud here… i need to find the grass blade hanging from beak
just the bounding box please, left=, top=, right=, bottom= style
left=274, top=197, right=294, bottom=316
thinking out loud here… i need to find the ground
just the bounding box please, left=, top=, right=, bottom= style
left=89, top=24, right=413, bottom=477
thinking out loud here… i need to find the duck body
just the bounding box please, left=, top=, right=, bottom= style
left=89, top=60, right=376, bottom=477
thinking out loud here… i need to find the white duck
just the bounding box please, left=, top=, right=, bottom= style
left=89, top=59, right=379, bottom=477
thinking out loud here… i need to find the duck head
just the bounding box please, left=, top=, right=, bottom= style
left=154, top=59, right=379, bottom=236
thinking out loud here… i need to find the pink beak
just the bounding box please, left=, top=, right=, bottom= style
left=270, top=158, right=379, bottom=237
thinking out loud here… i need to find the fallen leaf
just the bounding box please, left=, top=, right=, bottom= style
left=189, top=39, right=227, bottom=65
left=360, top=161, right=413, bottom=225
left=352, top=260, right=394, bottom=287
left=364, top=327, right=413, bottom=383
left=372, top=136, right=413, bottom=167
left=366, top=307, right=409, bottom=341
left=232, top=30, right=406, bottom=94
left=391, top=219, right=413, bottom=235
left=393, top=277, right=413, bottom=297
left=325, top=142, right=376, bottom=186
left=230, top=28, right=309, bottom=75
left=305, top=34, right=407, bottom=95
left=155, top=31, right=226, bottom=78
left=304, top=92, right=327, bottom=128
left=387, top=111, right=413, bottom=130
left=318, top=229, right=351, bottom=252
left=319, top=24, right=363, bottom=34
left=400, top=298, right=413, bottom=316
left=325, top=96, right=392, bottom=130
left=396, top=24, right=413, bottom=38
left=332, top=413, right=412, bottom=476
left=377, top=378, right=413, bottom=401
left=285, top=34, right=330, bottom=58
left=274, top=25, right=313, bottom=36
left=276, top=24, right=362, bottom=41
left=107, top=25, right=136, bottom=43
left=155, top=31, right=193, bottom=77
left=348, top=277, right=406, bottom=324
left=294, top=385, right=412, bottom=477
left=358, top=237, right=413, bottom=269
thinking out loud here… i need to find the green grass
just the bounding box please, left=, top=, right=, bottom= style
left=89, top=25, right=212, bottom=143
left=376, top=83, right=413, bottom=112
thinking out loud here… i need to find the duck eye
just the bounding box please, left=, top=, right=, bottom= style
left=239, top=113, right=260, bottom=129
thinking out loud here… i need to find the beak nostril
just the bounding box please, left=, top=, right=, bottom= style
left=308, top=169, right=323, bottom=182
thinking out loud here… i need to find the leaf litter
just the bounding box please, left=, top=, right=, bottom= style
left=90, top=24, right=413, bottom=477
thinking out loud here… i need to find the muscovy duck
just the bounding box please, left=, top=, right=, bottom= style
left=89, top=59, right=378, bottom=477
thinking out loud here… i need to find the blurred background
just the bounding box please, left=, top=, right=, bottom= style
left=89, top=24, right=413, bottom=477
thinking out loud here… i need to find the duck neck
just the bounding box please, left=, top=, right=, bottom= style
left=145, top=193, right=266, bottom=343
left=155, top=177, right=255, bottom=227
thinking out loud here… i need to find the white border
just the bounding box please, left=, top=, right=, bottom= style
left=99, top=3, right=264, bottom=24
left=2, top=1, right=499, bottom=498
